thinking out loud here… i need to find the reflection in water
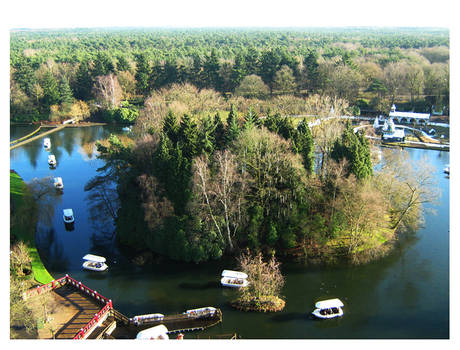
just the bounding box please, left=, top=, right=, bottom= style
left=35, top=227, right=70, bottom=272
left=23, top=143, right=41, bottom=169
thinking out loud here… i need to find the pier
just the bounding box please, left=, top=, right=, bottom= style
left=23, top=275, right=222, bottom=339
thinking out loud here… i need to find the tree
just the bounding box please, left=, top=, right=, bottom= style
left=92, top=73, right=123, bottom=110
left=295, top=118, right=315, bottom=174
left=134, top=53, right=150, bottom=95
left=73, top=60, right=93, bottom=101
left=234, top=251, right=285, bottom=312
left=59, top=76, right=74, bottom=106
left=10, top=276, right=36, bottom=338
left=117, top=55, right=131, bottom=72
left=259, top=49, right=281, bottom=94
left=92, top=52, right=115, bottom=77
left=234, top=74, right=269, bottom=98
left=272, top=65, right=297, bottom=95
left=406, top=64, right=425, bottom=107
left=41, top=71, right=60, bottom=110
left=10, top=241, right=31, bottom=276
left=192, top=150, right=247, bottom=251
left=303, top=49, right=320, bottom=92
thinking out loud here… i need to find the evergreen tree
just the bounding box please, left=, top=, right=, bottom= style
left=178, top=114, right=199, bottom=159
left=203, top=49, right=220, bottom=90
left=117, top=55, right=131, bottom=72
left=263, top=110, right=280, bottom=133
left=198, top=115, right=216, bottom=154
left=259, top=49, right=281, bottom=94
left=190, top=54, right=204, bottom=89
left=41, top=71, right=60, bottom=109
left=73, top=60, right=93, bottom=101
left=163, top=110, right=179, bottom=144
left=230, top=53, right=247, bottom=91
left=226, top=104, right=240, bottom=144
left=92, top=52, right=115, bottom=76
left=245, top=47, right=259, bottom=75
left=59, top=76, right=74, bottom=106
left=213, top=112, right=226, bottom=150
left=243, top=106, right=260, bottom=130
left=163, top=58, right=179, bottom=86
left=331, top=122, right=373, bottom=180
left=295, top=118, right=315, bottom=174
left=303, top=49, right=320, bottom=92
left=134, top=53, right=150, bottom=95
left=13, top=57, right=37, bottom=96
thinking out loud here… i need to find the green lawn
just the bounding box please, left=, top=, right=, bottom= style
left=10, top=172, right=54, bottom=284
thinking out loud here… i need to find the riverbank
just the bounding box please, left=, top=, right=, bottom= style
left=10, top=171, right=54, bottom=284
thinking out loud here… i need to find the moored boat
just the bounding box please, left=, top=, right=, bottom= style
left=136, top=324, right=169, bottom=340
left=184, top=306, right=217, bottom=317
left=312, top=298, right=344, bottom=319
left=54, top=177, right=64, bottom=190
left=221, top=270, right=249, bottom=288
left=132, top=313, right=164, bottom=325
left=82, top=254, right=108, bottom=271
left=48, top=154, right=57, bottom=166
left=43, top=138, right=51, bottom=149
left=63, top=208, right=74, bottom=223
left=444, top=164, right=450, bottom=175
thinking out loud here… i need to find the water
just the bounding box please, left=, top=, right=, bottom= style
left=10, top=126, right=450, bottom=339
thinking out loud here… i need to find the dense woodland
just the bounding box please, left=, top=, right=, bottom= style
left=11, top=28, right=443, bottom=264
left=10, top=28, right=449, bottom=123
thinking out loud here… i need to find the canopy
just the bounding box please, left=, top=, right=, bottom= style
left=48, top=155, right=56, bottom=160
left=136, top=325, right=169, bottom=340
left=82, top=254, right=106, bottom=263
left=54, top=177, right=63, bottom=184
left=314, top=298, right=344, bottom=309
left=63, top=209, right=73, bottom=217
left=221, top=270, right=248, bottom=279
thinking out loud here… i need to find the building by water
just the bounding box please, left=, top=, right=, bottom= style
left=381, top=104, right=431, bottom=124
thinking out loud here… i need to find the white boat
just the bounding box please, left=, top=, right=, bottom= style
left=312, top=298, right=344, bottom=319
left=48, top=154, right=57, bottom=166
left=63, top=209, right=74, bottom=223
left=132, top=313, right=164, bottom=325
left=221, top=270, right=249, bottom=288
left=82, top=254, right=108, bottom=272
left=444, top=165, right=450, bottom=175
left=43, top=138, right=51, bottom=149
left=136, top=325, right=169, bottom=340
left=54, top=177, right=63, bottom=190
left=184, top=307, right=217, bottom=317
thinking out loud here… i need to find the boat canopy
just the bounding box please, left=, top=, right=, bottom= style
left=48, top=155, right=56, bottom=160
left=314, top=298, right=344, bottom=309
left=136, top=325, right=169, bottom=340
left=221, top=270, right=248, bottom=279
left=54, top=177, right=63, bottom=184
left=82, top=254, right=106, bottom=263
left=63, top=209, right=73, bottom=217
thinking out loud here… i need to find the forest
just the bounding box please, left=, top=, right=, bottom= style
left=10, top=28, right=444, bottom=264
left=10, top=27, right=449, bottom=124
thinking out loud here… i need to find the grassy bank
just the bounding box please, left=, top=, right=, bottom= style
left=10, top=171, right=54, bottom=284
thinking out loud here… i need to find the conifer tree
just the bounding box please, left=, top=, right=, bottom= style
left=116, top=55, right=131, bottom=72
left=295, top=118, right=315, bottom=174
left=178, top=114, right=199, bottom=159
left=59, top=76, right=74, bottom=106
left=163, top=110, right=179, bottom=144
left=213, top=112, right=226, bottom=150
left=226, top=104, right=240, bottom=144
left=198, top=115, right=216, bottom=154
left=134, top=53, right=150, bottom=95
left=74, top=60, right=93, bottom=101
left=243, top=106, right=259, bottom=130
left=41, top=71, right=60, bottom=109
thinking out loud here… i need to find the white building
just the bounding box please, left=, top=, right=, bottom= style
left=385, top=104, right=430, bottom=124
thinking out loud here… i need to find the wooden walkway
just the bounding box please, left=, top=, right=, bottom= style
left=10, top=125, right=66, bottom=150
left=52, top=284, right=106, bottom=339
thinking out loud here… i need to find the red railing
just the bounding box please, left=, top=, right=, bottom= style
left=23, top=274, right=114, bottom=340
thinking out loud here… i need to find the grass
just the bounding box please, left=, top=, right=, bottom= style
left=10, top=171, right=54, bottom=285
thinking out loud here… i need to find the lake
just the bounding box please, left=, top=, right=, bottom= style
left=10, top=125, right=450, bottom=339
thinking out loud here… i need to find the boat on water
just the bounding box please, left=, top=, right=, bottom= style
left=82, top=254, right=108, bottom=272
left=444, top=164, right=450, bottom=175
left=132, top=313, right=164, bottom=325
left=312, top=298, right=344, bottom=319
left=43, top=138, right=51, bottom=149
left=63, top=208, right=74, bottom=223
left=54, top=177, right=63, bottom=190
left=221, top=270, right=249, bottom=288
left=48, top=154, right=57, bottom=166
left=136, top=324, right=169, bottom=340
left=184, top=306, right=217, bottom=317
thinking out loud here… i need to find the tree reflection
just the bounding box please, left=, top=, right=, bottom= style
left=35, top=227, right=69, bottom=273
left=27, top=177, right=62, bottom=227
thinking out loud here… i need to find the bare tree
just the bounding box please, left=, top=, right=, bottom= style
left=10, top=241, right=31, bottom=276
left=93, top=73, right=123, bottom=109
left=192, top=150, right=247, bottom=251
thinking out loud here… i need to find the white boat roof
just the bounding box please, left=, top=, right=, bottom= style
left=315, top=298, right=344, bottom=309
left=82, top=254, right=106, bottom=263
left=44, top=138, right=50, bottom=142
left=136, top=325, right=169, bottom=340
left=48, top=154, right=56, bottom=159
left=63, top=209, right=73, bottom=216
left=221, top=270, right=248, bottom=279
left=54, top=177, right=63, bottom=183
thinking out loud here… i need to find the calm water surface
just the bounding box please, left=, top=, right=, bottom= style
left=10, top=126, right=449, bottom=339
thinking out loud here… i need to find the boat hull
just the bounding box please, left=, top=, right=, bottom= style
left=312, top=308, right=343, bottom=319
left=82, top=261, right=108, bottom=272
left=220, top=277, right=249, bottom=288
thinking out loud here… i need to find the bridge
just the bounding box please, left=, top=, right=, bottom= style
left=23, top=275, right=222, bottom=339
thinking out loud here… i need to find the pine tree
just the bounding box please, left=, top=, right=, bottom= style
left=243, top=106, right=260, bottom=130
left=198, top=115, right=216, bottom=154
left=93, top=52, right=115, bottom=77
left=230, top=53, right=247, bottom=91
left=213, top=112, right=226, bottom=150
left=116, top=55, right=131, bottom=72
left=296, top=118, right=315, bottom=174
left=74, top=60, right=93, bottom=101
left=41, top=71, right=60, bottom=109
left=178, top=113, right=199, bottom=159
left=59, top=76, right=74, bottom=106
left=134, top=53, right=150, bottom=96
left=163, top=110, right=179, bottom=144
left=226, top=105, right=240, bottom=144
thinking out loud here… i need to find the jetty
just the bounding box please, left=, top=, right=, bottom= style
left=10, top=125, right=66, bottom=150
left=23, top=275, right=222, bottom=339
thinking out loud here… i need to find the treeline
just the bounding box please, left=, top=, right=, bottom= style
left=10, top=28, right=449, bottom=123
